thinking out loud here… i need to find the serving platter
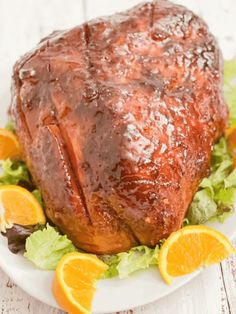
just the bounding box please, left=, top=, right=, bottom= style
left=0, top=206, right=236, bottom=313
left=0, top=0, right=236, bottom=312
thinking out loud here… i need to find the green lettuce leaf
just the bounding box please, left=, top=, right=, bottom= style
left=24, top=224, right=77, bottom=270
left=214, top=211, right=233, bottom=223
left=101, top=245, right=159, bottom=279
left=211, top=137, right=231, bottom=167
left=199, top=178, right=214, bottom=196
left=224, top=59, right=236, bottom=127
left=5, top=119, right=15, bottom=132
left=0, top=159, right=30, bottom=185
left=215, top=188, right=235, bottom=206
left=32, top=189, right=44, bottom=208
left=100, top=255, right=120, bottom=278
left=182, top=218, right=190, bottom=227
left=187, top=138, right=235, bottom=224
left=197, top=58, right=236, bottom=222
left=224, top=169, right=236, bottom=188
left=188, top=190, right=217, bottom=225
left=210, top=160, right=232, bottom=187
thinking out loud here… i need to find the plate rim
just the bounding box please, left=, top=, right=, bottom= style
left=1, top=217, right=236, bottom=313
left=0, top=248, right=200, bottom=313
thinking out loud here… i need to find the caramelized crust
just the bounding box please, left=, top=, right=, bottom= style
left=11, top=0, right=228, bottom=254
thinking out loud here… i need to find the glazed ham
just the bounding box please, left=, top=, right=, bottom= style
left=11, top=0, right=228, bottom=254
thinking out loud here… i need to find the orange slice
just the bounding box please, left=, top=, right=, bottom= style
left=0, top=185, right=46, bottom=232
left=52, top=252, right=108, bottom=314
left=159, top=225, right=236, bottom=285
left=0, top=128, right=21, bottom=160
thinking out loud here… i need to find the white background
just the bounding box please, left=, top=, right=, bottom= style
left=0, top=0, right=236, bottom=313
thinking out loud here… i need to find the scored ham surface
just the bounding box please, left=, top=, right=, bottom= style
left=11, top=0, right=228, bottom=254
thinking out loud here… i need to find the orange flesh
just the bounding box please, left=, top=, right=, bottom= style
left=167, top=232, right=231, bottom=276
left=52, top=253, right=107, bottom=314
left=159, top=226, right=236, bottom=285
left=0, top=129, right=21, bottom=160
left=0, top=185, right=46, bottom=229
left=2, top=190, right=41, bottom=225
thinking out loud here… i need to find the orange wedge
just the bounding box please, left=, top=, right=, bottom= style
left=52, top=252, right=108, bottom=314
left=159, top=225, right=236, bottom=285
left=0, top=128, right=21, bottom=160
left=0, top=185, right=46, bottom=232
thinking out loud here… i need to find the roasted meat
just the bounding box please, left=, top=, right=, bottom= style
left=11, top=0, right=228, bottom=254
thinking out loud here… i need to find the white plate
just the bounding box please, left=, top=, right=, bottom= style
left=0, top=215, right=236, bottom=313
left=1, top=0, right=236, bottom=312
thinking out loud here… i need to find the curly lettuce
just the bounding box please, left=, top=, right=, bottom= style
left=32, top=189, right=44, bottom=208
left=5, top=119, right=15, bottom=132
left=187, top=139, right=235, bottom=224
left=23, top=223, right=159, bottom=276
left=101, top=245, right=160, bottom=279
left=24, top=224, right=77, bottom=270
left=224, top=59, right=236, bottom=127
left=0, top=159, right=30, bottom=185
left=187, top=58, right=236, bottom=224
